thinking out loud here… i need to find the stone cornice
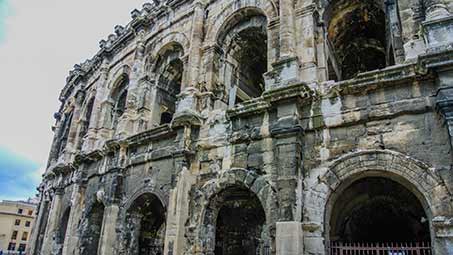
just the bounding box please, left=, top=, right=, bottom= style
left=125, top=124, right=175, bottom=145
left=70, top=124, right=177, bottom=167
left=226, top=50, right=453, bottom=119
left=58, top=0, right=196, bottom=105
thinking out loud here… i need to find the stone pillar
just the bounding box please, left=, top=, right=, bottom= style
left=136, top=76, right=154, bottom=131
left=41, top=188, right=64, bottom=255
left=115, top=31, right=147, bottom=137
left=405, top=0, right=451, bottom=60
left=67, top=91, right=85, bottom=161
left=145, top=79, right=162, bottom=126
left=279, top=0, right=297, bottom=59
left=271, top=111, right=303, bottom=221
left=62, top=182, right=86, bottom=255
left=47, top=123, right=62, bottom=167
left=432, top=216, right=453, bottom=255
left=266, top=102, right=305, bottom=255
left=434, top=68, right=453, bottom=195
left=386, top=0, right=406, bottom=64
left=28, top=190, right=50, bottom=255
left=296, top=3, right=319, bottom=82
left=265, top=0, right=300, bottom=89
left=403, top=0, right=428, bottom=61
left=186, top=1, right=205, bottom=89
left=200, top=44, right=223, bottom=93
left=164, top=162, right=196, bottom=255
left=83, top=58, right=110, bottom=151
left=173, top=2, right=205, bottom=126
left=98, top=204, right=120, bottom=255
left=276, top=222, right=303, bottom=255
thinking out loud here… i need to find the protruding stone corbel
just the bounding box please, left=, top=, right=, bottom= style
left=131, top=9, right=142, bottom=19
left=435, top=86, right=453, bottom=151
left=172, top=87, right=204, bottom=128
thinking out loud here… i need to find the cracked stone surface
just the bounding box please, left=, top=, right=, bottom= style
left=28, top=1, right=453, bottom=255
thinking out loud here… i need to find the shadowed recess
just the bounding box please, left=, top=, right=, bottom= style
left=330, top=177, right=430, bottom=243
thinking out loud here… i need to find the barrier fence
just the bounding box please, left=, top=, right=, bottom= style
left=330, top=242, right=432, bottom=255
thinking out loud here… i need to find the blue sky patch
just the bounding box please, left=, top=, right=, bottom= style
left=0, top=146, right=40, bottom=200
left=0, top=0, right=11, bottom=43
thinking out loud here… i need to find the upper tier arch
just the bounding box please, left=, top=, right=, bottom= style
left=205, top=0, right=278, bottom=45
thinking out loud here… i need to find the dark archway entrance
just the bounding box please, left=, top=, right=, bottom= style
left=80, top=202, right=105, bottom=255
left=214, top=187, right=266, bottom=255
left=124, top=193, right=166, bottom=255
left=329, top=177, right=431, bottom=254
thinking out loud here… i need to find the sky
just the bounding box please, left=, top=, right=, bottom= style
left=0, top=0, right=145, bottom=200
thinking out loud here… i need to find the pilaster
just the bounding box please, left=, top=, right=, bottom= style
left=40, top=188, right=64, bottom=255
left=84, top=58, right=110, bottom=152
left=66, top=90, right=85, bottom=162
left=28, top=190, right=50, bottom=255
left=432, top=216, right=453, bottom=254
left=386, top=0, right=406, bottom=64
left=265, top=0, right=301, bottom=89
left=172, top=2, right=206, bottom=128
left=115, top=33, right=147, bottom=138
left=186, top=1, right=206, bottom=89
left=98, top=204, right=120, bottom=255
left=296, top=3, right=319, bottom=82
left=271, top=107, right=304, bottom=221
left=163, top=162, right=196, bottom=255
left=61, top=180, right=86, bottom=255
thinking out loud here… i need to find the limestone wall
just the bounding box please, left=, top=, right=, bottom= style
left=28, top=0, right=453, bottom=255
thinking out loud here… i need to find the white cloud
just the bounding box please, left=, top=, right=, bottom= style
left=0, top=0, right=145, bottom=174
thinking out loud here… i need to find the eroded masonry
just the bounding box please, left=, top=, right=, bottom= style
left=29, top=0, right=453, bottom=254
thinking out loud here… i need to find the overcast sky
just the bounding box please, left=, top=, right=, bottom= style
left=0, top=0, right=145, bottom=200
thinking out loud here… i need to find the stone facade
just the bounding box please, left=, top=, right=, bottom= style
left=28, top=0, right=453, bottom=254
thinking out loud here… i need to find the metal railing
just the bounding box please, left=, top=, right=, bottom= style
left=330, top=242, right=432, bottom=255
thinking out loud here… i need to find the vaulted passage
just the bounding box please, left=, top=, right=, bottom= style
left=329, top=177, right=430, bottom=244
left=79, top=202, right=105, bottom=255
left=154, top=43, right=184, bottom=125
left=111, top=75, right=129, bottom=128
left=218, top=10, right=268, bottom=105
left=124, top=193, right=166, bottom=255
left=325, top=0, right=387, bottom=80
left=214, top=187, right=266, bottom=255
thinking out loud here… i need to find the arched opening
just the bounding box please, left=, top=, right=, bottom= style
left=80, top=202, right=105, bottom=255
left=213, top=187, right=266, bottom=255
left=77, top=97, right=94, bottom=150
left=329, top=177, right=431, bottom=253
left=55, top=111, right=73, bottom=157
left=33, top=200, right=50, bottom=255
left=111, top=75, right=129, bottom=128
left=218, top=10, right=268, bottom=106
left=57, top=208, right=71, bottom=255
left=124, top=193, right=166, bottom=255
left=325, top=0, right=388, bottom=80
left=154, top=43, right=184, bottom=125
left=160, top=111, right=173, bottom=125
